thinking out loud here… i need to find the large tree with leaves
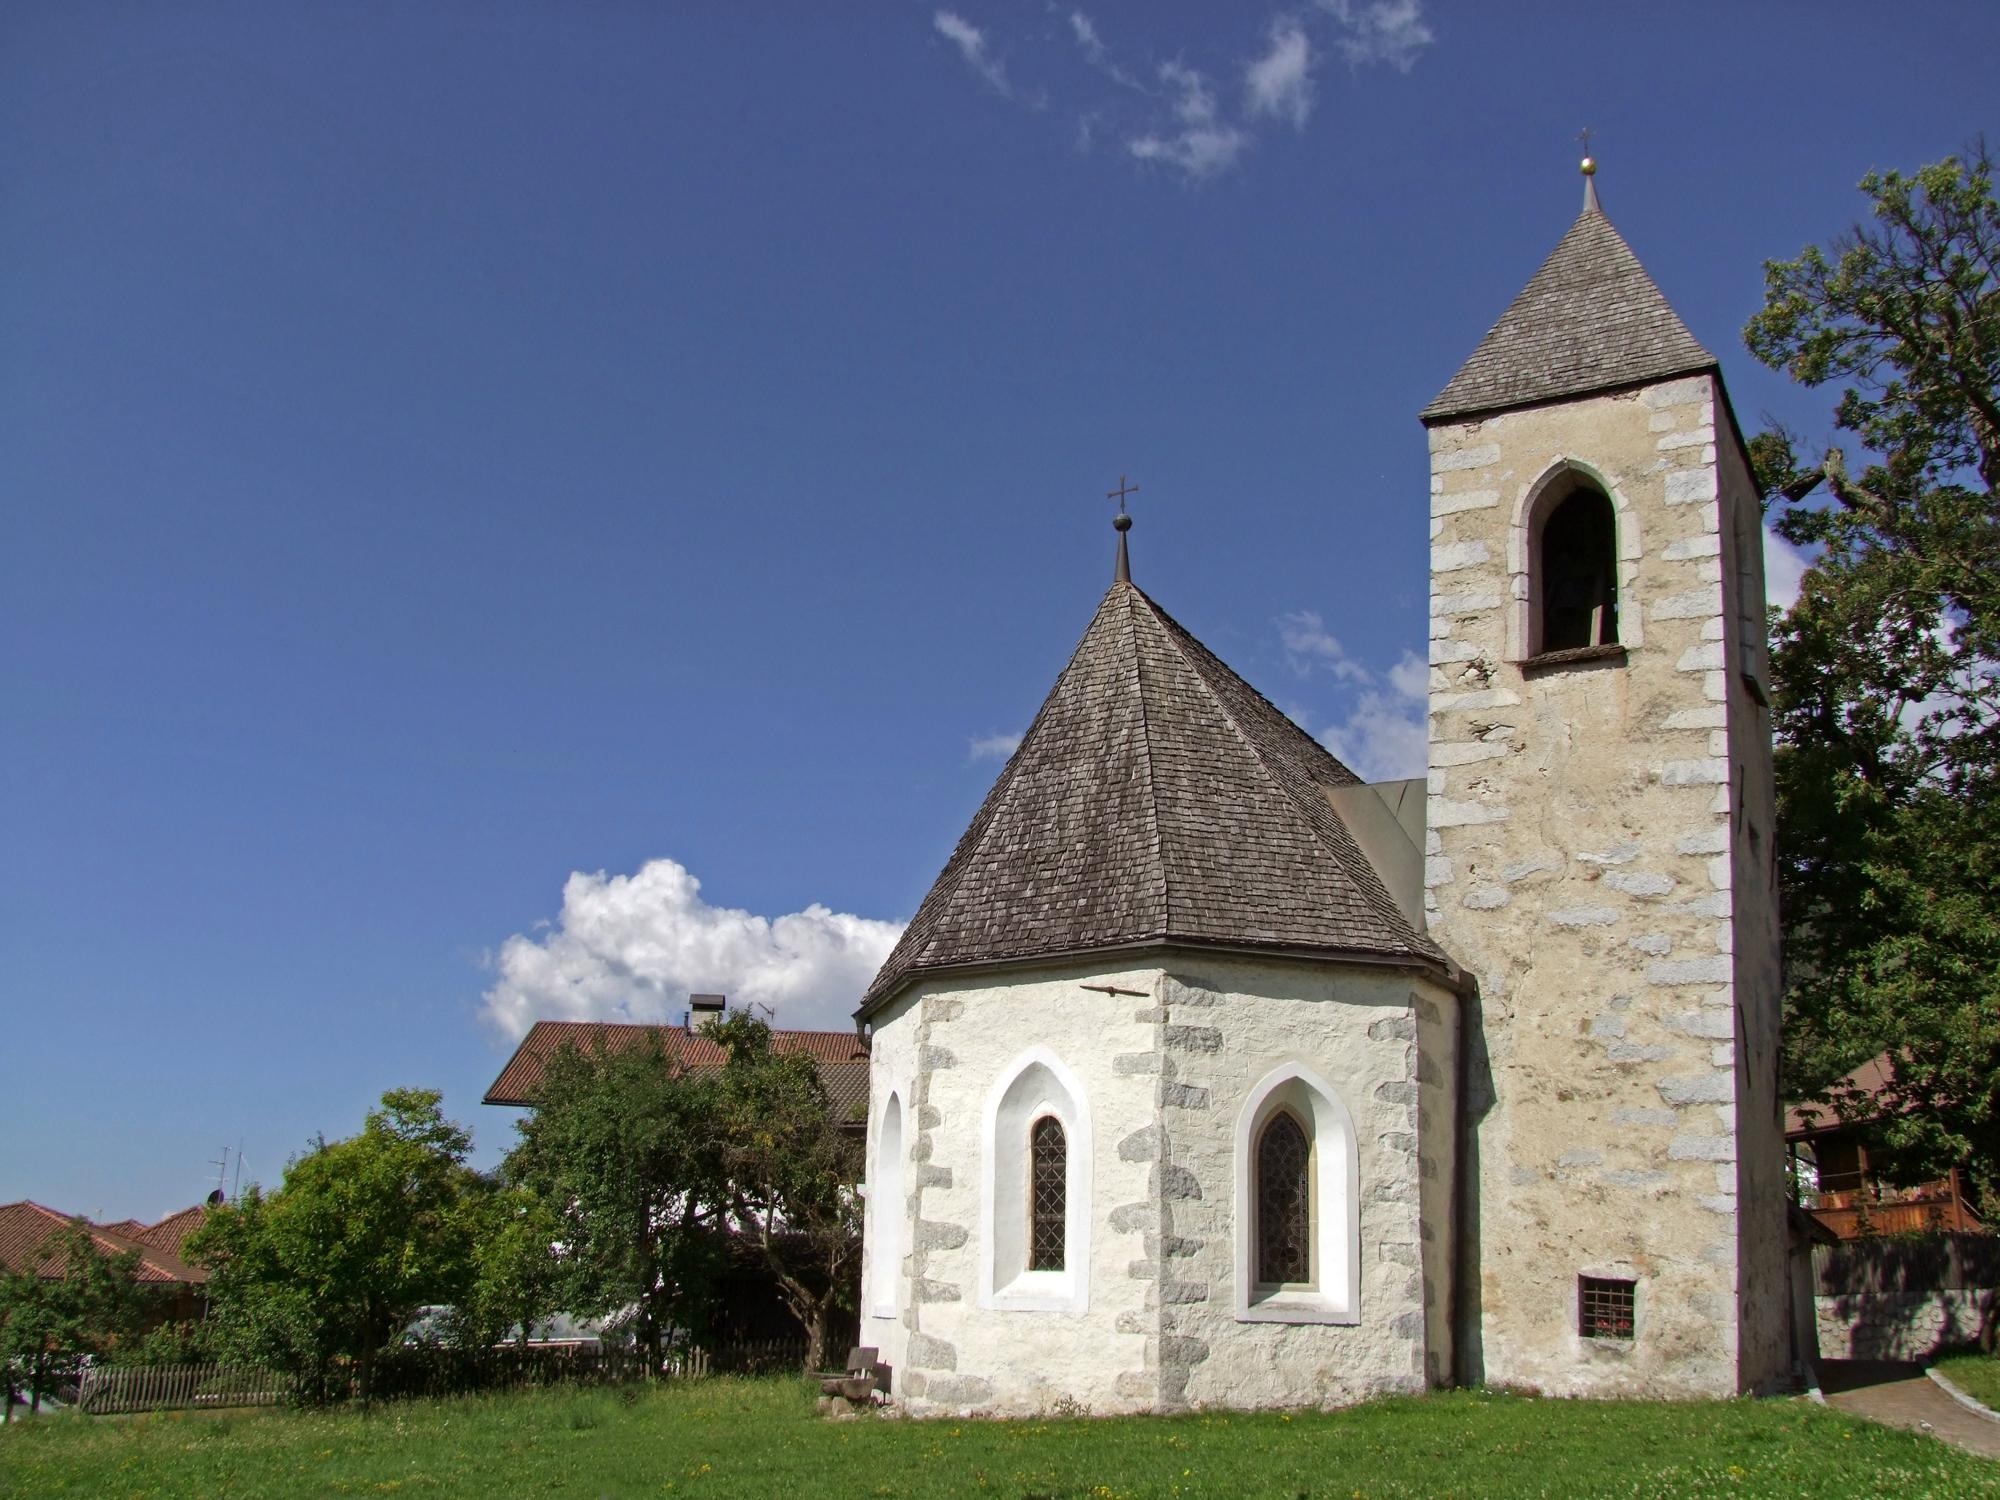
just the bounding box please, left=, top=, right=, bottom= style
left=503, top=1037, right=729, bottom=1362
left=187, top=1089, right=480, bottom=1401
left=706, top=1011, right=862, bottom=1372
left=0, top=1220, right=153, bottom=1418
left=1745, top=142, right=2000, bottom=1199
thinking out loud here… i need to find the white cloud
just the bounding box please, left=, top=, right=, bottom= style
left=934, top=10, right=1011, bottom=96
left=968, top=731, right=1024, bottom=762
left=1127, top=59, right=1250, bottom=180
left=482, top=858, right=904, bottom=1040
left=1764, top=525, right=1811, bottom=611
left=1319, top=0, right=1434, bottom=71
left=1317, top=648, right=1430, bottom=782
left=1277, top=609, right=1370, bottom=682
left=1244, top=18, right=1315, bottom=129
left=1069, top=10, right=1105, bottom=63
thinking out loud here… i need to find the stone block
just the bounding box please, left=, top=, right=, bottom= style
left=1658, top=1072, right=1735, bottom=1106
left=1607, top=1043, right=1673, bottom=1063
left=914, top=1219, right=968, bottom=1251
left=924, top=1375, right=992, bottom=1405
left=1118, top=1125, right=1161, bottom=1162
left=1432, top=488, right=1501, bottom=515
left=1602, top=1169, right=1669, bottom=1189
left=1651, top=586, right=1723, bottom=619
left=1163, top=1025, right=1221, bottom=1053
left=1369, top=1014, right=1418, bottom=1042
left=1612, top=1107, right=1677, bottom=1127
left=912, top=1278, right=961, bottom=1303
left=1431, top=541, right=1492, bottom=573
left=1550, top=905, right=1618, bottom=927
left=1675, top=826, right=1730, bottom=855
left=1648, top=956, right=1731, bottom=986
left=1664, top=468, right=1719, bottom=505
left=1668, top=1133, right=1736, bottom=1162
left=1627, top=932, right=1672, bottom=955
left=1154, top=1164, right=1203, bottom=1200
left=1662, top=757, right=1728, bottom=786
left=1559, top=1149, right=1604, bottom=1167
left=1663, top=1011, right=1733, bottom=1040
left=1159, top=1082, right=1210, bottom=1110
left=1605, top=870, right=1676, bottom=896
left=1502, top=856, right=1560, bottom=883
left=1433, top=590, right=1502, bottom=616
left=1432, top=442, right=1501, bottom=472
left=907, top=1332, right=957, bottom=1370
left=1113, top=1052, right=1162, bottom=1075
left=1461, top=885, right=1509, bottom=910
left=919, top=1045, right=957, bottom=1070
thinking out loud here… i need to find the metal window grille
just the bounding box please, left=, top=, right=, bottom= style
left=1256, top=1112, right=1312, bottom=1285
left=1028, top=1115, right=1066, bottom=1272
left=1578, top=1276, right=1636, bottom=1340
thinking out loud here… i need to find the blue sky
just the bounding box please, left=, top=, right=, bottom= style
left=3, top=2, right=1993, bottom=1218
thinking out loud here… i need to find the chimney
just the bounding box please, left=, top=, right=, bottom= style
left=688, top=993, right=727, bottom=1030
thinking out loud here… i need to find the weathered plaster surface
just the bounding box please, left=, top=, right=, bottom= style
left=860, top=953, right=1456, bottom=1415
left=1424, top=375, right=1788, bottom=1397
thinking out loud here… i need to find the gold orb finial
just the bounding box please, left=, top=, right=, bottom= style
left=1580, top=155, right=1596, bottom=177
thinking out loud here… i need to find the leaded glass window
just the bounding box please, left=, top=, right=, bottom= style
left=1256, top=1111, right=1312, bottom=1285
left=1028, top=1115, right=1066, bottom=1272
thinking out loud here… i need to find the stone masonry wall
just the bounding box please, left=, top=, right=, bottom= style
left=859, top=953, right=1449, bottom=1415
left=1424, top=375, right=1779, bottom=1397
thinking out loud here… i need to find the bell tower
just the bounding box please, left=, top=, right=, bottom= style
left=1420, top=162, right=1789, bottom=1396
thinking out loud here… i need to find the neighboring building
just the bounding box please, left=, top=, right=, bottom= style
left=1787, top=1055, right=1986, bottom=1240
left=0, top=1200, right=210, bottom=1324
left=483, top=1009, right=870, bottom=1125
left=855, top=165, right=1790, bottom=1414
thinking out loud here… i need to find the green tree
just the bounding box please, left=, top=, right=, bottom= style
left=188, top=1089, right=479, bottom=1402
left=1745, top=142, right=2000, bottom=1198
left=0, top=1220, right=152, bottom=1418
left=706, top=1012, right=862, bottom=1372
left=452, top=1183, right=562, bottom=1350
left=504, top=1039, right=728, bottom=1362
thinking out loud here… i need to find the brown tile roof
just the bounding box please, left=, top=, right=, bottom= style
left=132, top=1204, right=211, bottom=1262
left=1422, top=198, right=1714, bottom=424
left=858, top=581, right=1445, bottom=1015
left=484, top=1020, right=870, bottom=1123
left=0, top=1201, right=207, bottom=1285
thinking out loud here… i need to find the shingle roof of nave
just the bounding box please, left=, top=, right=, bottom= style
left=858, top=581, right=1444, bottom=1013
left=1421, top=197, right=1715, bottom=423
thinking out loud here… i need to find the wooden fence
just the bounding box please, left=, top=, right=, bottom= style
left=55, top=1337, right=816, bottom=1416
left=1814, top=1230, right=2000, bottom=1297
left=77, top=1363, right=289, bottom=1415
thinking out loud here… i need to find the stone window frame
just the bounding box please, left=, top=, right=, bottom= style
left=867, top=1088, right=906, bottom=1319
left=1507, top=457, right=1644, bottom=665
left=1232, top=1062, right=1360, bottom=1325
left=980, top=1046, right=1093, bottom=1313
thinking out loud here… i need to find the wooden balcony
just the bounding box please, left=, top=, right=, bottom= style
left=1803, top=1168, right=1985, bottom=1240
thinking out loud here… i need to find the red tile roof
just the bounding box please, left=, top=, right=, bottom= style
left=0, top=1201, right=207, bottom=1286
left=132, top=1203, right=211, bottom=1262
left=484, top=1020, right=870, bottom=1121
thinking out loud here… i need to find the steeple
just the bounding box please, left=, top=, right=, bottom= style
left=1108, top=474, right=1137, bottom=583
left=1420, top=164, right=1713, bottom=425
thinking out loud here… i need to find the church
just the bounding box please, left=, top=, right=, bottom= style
left=852, top=163, right=1791, bottom=1414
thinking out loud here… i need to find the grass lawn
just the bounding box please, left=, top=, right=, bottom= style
left=1936, top=1354, right=2000, bottom=1413
left=2, top=1378, right=1996, bottom=1499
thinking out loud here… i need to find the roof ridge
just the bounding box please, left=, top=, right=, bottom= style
left=1129, top=590, right=1430, bottom=954
left=1120, top=586, right=1173, bottom=938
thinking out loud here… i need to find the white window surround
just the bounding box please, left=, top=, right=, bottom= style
left=980, top=1047, right=1092, bottom=1313
left=868, top=1090, right=905, bottom=1318
left=1505, top=457, right=1645, bottom=661
left=1233, top=1061, right=1360, bottom=1325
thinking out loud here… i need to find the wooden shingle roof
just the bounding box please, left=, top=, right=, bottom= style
left=1422, top=197, right=1713, bottom=424
left=858, top=580, right=1444, bottom=1014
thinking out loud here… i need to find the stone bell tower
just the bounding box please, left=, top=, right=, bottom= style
left=1419, top=162, right=1789, bottom=1397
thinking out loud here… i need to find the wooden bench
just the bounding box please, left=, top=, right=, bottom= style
left=817, top=1345, right=890, bottom=1403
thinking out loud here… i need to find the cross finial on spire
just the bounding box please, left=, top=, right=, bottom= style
left=1577, top=128, right=1600, bottom=212
left=1107, top=474, right=1137, bottom=583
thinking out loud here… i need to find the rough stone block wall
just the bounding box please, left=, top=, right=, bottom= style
left=1816, top=1290, right=1997, bottom=1362
left=1424, top=375, right=1783, bottom=1397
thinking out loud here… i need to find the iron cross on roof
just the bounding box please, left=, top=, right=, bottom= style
left=1107, top=474, right=1137, bottom=582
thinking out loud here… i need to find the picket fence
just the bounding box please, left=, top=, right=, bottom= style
left=58, top=1337, right=815, bottom=1416
left=77, top=1363, right=288, bottom=1415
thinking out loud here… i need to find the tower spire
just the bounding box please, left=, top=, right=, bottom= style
left=1578, top=128, right=1599, bottom=213
left=1107, top=474, right=1138, bottom=583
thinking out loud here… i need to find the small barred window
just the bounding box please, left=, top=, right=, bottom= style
left=1256, top=1111, right=1312, bottom=1285
left=1028, top=1115, right=1066, bottom=1272
left=1579, top=1276, right=1636, bottom=1341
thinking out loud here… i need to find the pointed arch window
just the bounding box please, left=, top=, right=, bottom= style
left=1255, top=1111, right=1312, bottom=1286
left=1028, top=1115, right=1066, bottom=1272
left=1536, top=484, right=1620, bottom=654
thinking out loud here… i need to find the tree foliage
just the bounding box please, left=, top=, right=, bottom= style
left=0, top=1220, right=153, bottom=1415
left=1745, top=143, right=2000, bottom=1197
left=504, top=1038, right=728, bottom=1359
left=706, top=1012, right=862, bottom=1371
left=187, top=1088, right=480, bottom=1401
